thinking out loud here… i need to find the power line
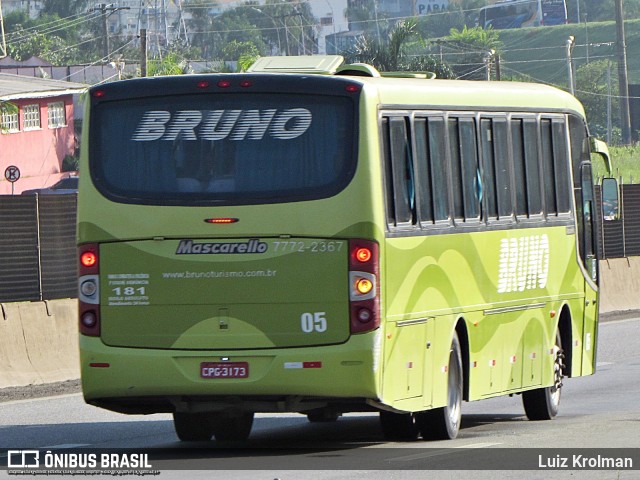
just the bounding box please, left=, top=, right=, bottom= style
left=5, top=11, right=99, bottom=44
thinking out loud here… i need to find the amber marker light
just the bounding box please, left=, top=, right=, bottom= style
left=355, top=277, right=374, bottom=295
left=81, top=251, right=98, bottom=268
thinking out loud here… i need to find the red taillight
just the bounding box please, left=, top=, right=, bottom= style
left=239, top=80, right=253, bottom=88
left=81, top=251, right=97, bottom=268
left=217, top=80, right=231, bottom=88
left=345, top=84, right=360, bottom=93
left=204, top=217, right=239, bottom=224
left=196, top=80, right=210, bottom=89
left=92, top=89, right=106, bottom=98
left=78, top=243, right=100, bottom=337
left=349, top=239, right=380, bottom=334
left=354, top=247, right=372, bottom=263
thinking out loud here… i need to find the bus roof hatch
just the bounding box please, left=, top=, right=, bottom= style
left=247, top=55, right=345, bottom=75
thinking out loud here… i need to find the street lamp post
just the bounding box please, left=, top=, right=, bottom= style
left=251, top=7, right=282, bottom=55
left=566, top=35, right=576, bottom=94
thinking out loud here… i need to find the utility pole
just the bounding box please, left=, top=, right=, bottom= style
left=140, top=28, right=147, bottom=77
left=93, top=3, right=131, bottom=61
left=614, top=0, right=632, bottom=145
left=0, top=0, right=7, bottom=58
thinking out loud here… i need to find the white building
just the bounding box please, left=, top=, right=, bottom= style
left=0, top=0, right=44, bottom=19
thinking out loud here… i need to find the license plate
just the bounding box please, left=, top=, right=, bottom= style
left=200, top=362, right=249, bottom=379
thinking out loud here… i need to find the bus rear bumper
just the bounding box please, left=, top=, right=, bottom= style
left=80, top=333, right=381, bottom=415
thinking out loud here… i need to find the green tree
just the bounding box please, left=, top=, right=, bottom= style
left=188, top=1, right=267, bottom=58
left=40, top=0, right=89, bottom=18
left=222, top=40, right=260, bottom=69
left=575, top=60, right=620, bottom=144
left=3, top=10, right=89, bottom=64
left=347, top=19, right=454, bottom=78
left=147, top=52, right=193, bottom=76
left=0, top=102, right=18, bottom=133
left=443, top=25, right=502, bottom=80
left=344, top=0, right=384, bottom=33
left=6, top=25, right=70, bottom=63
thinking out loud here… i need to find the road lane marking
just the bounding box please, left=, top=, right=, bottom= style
left=388, top=442, right=502, bottom=462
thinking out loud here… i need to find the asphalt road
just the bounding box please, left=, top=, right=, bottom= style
left=1, top=316, right=639, bottom=480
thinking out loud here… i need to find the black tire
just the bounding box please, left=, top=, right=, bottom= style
left=523, top=330, right=564, bottom=421
left=379, top=411, right=419, bottom=441
left=210, top=412, right=254, bottom=442
left=172, top=412, right=214, bottom=442
left=417, top=332, right=463, bottom=440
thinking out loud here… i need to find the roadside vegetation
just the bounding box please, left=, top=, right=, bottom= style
left=597, top=145, right=640, bottom=183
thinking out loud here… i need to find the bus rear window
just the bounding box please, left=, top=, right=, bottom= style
left=90, top=93, right=357, bottom=205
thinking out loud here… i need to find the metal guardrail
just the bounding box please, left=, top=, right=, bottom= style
left=0, top=195, right=76, bottom=303
left=599, top=184, right=640, bottom=259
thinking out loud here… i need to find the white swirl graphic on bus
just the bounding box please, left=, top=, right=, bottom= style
left=131, top=108, right=312, bottom=142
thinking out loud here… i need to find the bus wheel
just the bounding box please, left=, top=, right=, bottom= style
left=210, top=412, right=254, bottom=442
left=523, top=330, right=564, bottom=420
left=379, top=411, right=419, bottom=441
left=172, top=412, right=214, bottom=442
left=417, top=332, right=463, bottom=440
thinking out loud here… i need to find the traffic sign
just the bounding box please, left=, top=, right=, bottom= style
left=4, top=165, right=20, bottom=183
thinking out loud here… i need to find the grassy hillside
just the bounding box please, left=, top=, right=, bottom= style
left=496, top=20, right=640, bottom=85
left=595, top=145, right=640, bottom=183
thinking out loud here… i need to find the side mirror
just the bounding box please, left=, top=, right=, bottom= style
left=589, top=137, right=612, bottom=174
left=601, top=177, right=620, bottom=221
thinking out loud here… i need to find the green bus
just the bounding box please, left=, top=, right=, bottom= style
left=77, top=55, right=612, bottom=442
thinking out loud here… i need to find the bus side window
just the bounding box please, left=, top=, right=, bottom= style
left=448, top=118, right=464, bottom=220
left=414, top=116, right=448, bottom=226
left=523, top=118, right=543, bottom=216
left=552, top=118, right=571, bottom=214
left=540, top=119, right=558, bottom=216
left=459, top=117, right=480, bottom=221
left=492, top=117, right=513, bottom=220
left=427, top=117, right=449, bottom=223
left=511, top=118, right=528, bottom=217
left=383, top=116, right=416, bottom=227
left=448, top=116, right=481, bottom=222
left=382, top=117, right=396, bottom=226
left=414, top=118, right=434, bottom=224
left=480, top=119, right=498, bottom=219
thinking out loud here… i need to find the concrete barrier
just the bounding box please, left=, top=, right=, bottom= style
left=599, top=257, right=640, bottom=314
left=0, top=258, right=638, bottom=389
left=0, top=299, right=78, bottom=389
